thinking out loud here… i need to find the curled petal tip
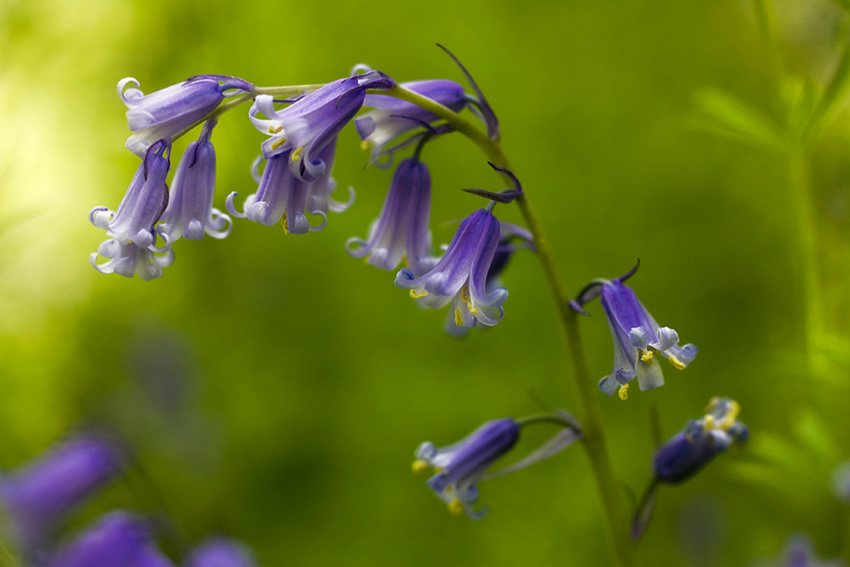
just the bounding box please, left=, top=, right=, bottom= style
left=568, top=300, right=591, bottom=316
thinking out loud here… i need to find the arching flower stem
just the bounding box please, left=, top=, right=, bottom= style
left=376, top=84, right=635, bottom=567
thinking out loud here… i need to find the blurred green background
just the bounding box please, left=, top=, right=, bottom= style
left=1, top=0, right=849, bottom=565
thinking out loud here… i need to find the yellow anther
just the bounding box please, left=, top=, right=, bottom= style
left=618, top=383, right=630, bottom=401
left=706, top=397, right=720, bottom=412
left=269, top=125, right=283, bottom=134
left=448, top=498, right=464, bottom=516
left=468, top=305, right=479, bottom=315
left=668, top=354, right=686, bottom=370
left=291, top=146, right=304, bottom=161
left=461, top=286, right=470, bottom=304
left=271, top=136, right=288, bottom=150
left=717, top=400, right=740, bottom=431
left=360, top=140, right=372, bottom=151
left=409, top=289, right=428, bottom=299
left=281, top=212, right=290, bottom=235
left=640, top=350, right=655, bottom=364
left=454, top=309, right=464, bottom=326
left=702, top=414, right=716, bottom=433
left=411, top=460, right=429, bottom=473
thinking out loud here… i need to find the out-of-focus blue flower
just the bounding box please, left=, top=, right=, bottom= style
left=755, top=534, right=846, bottom=567
left=159, top=120, right=231, bottom=242
left=186, top=538, right=258, bottom=567
left=47, top=511, right=174, bottom=567
left=89, top=238, right=175, bottom=280
left=355, top=79, right=465, bottom=161
left=249, top=70, right=394, bottom=181
left=90, top=140, right=171, bottom=250
left=119, top=74, right=253, bottom=157
left=226, top=148, right=328, bottom=234
left=395, top=208, right=507, bottom=332
left=571, top=262, right=697, bottom=398
left=443, top=221, right=534, bottom=337
left=0, top=435, right=124, bottom=551
left=654, top=397, right=748, bottom=484
left=346, top=158, right=433, bottom=274
left=413, top=413, right=581, bottom=519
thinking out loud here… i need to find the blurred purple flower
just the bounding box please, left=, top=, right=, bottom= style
left=0, top=435, right=124, bottom=551
left=119, top=74, right=253, bottom=157
left=395, top=208, right=507, bottom=332
left=158, top=120, right=231, bottom=242
left=249, top=70, right=394, bottom=181
left=355, top=79, right=466, bottom=160
left=47, top=511, right=174, bottom=567
left=571, top=261, right=697, bottom=398
left=186, top=538, right=258, bottom=567
left=757, top=534, right=846, bottom=567
left=346, top=158, right=434, bottom=274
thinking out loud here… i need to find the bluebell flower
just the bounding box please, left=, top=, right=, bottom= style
left=47, top=511, right=174, bottom=567
left=395, top=208, right=507, bottom=331
left=226, top=149, right=327, bottom=234
left=757, top=534, right=846, bottom=567
left=304, top=139, right=355, bottom=216
left=571, top=262, right=697, bottom=398
left=413, top=413, right=581, bottom=519
left=186, top=538, right=257, bottom=567
left=90, top=140, right=171, bottom=250
left=0, top=435, right=124, bottom=551
left=249, top=70, right=394, bottom=181
left=158, top=120, right=232, bottom=242
left=89, top=238, right=175, bottom=280
left=346, top=158, right=434, bottom=274
left=355, top=79, right=466, bottom=161
left=120, top=74, right=253, bottom=157
left=443, top=221, right=534, bottom=337
left=654, top=397, right=748, bottom=484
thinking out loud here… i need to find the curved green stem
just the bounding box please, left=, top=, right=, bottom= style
left=381, top=85, right=635, bottom=566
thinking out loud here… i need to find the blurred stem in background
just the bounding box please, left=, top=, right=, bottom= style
left=382, top=86, right=636, bottom=567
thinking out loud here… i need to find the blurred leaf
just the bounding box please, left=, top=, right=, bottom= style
left=690, top=88, right=787, bottom=152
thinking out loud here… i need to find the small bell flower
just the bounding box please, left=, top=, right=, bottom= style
left=571, top=261, right=697, bottom=398
left=0, top=435, right=124, bottom=552
left=119, top=74, right=253, bottom=157
left=186, top=538, right=258, bottom=567
left=90, top=140, right=171, bottom=250
left=395, top=208, right=507, bottom=331
left=654, top=397, right=748, bottom=484
left=89, top=239, right=175, bottom=280
left=346, top=158, right=434, bottom=274
left=158, top=120, right=232, bottom=242
left=413, top=412, right=581, bottom=519
left=355, top=79, right=466, bottom=160
left=226, top=149, right=326, bottom=234
left=249, top=70, right=394, bottom=181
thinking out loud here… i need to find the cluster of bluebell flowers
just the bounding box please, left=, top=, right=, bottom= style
left=0, top=434, right=259, bottom=566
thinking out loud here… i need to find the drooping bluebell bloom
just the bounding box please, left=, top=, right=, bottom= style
left=413, top=413, right=581, bottom=519
left=355, top=79, right=466, bottom=161
left=89, top=238, right=175, bottom=280
left=571, top=262, right=697, bottom=398
left=395, top=208, right=507, bottom=331
left=249, top=70, right=395, bottom=181
left=226, top=149, right=326, bottom=234
left=47, top=511, right=174, bottom=567
left=443, top=221, right=534, bottom=337
left=654, top=397, right=748, bottom=484
left=186, top=538, right=258, bottom=567
left=90, top=140, right=171, bottom=250
left=120, top=74, right=253, bottom=157
left=304, top=139, right=354, bottom=216
left=158, top=120, right=231, bottom=242
left=0, top=435, right=124, bottom=551
left=346, top=158, right=434, bottom=274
